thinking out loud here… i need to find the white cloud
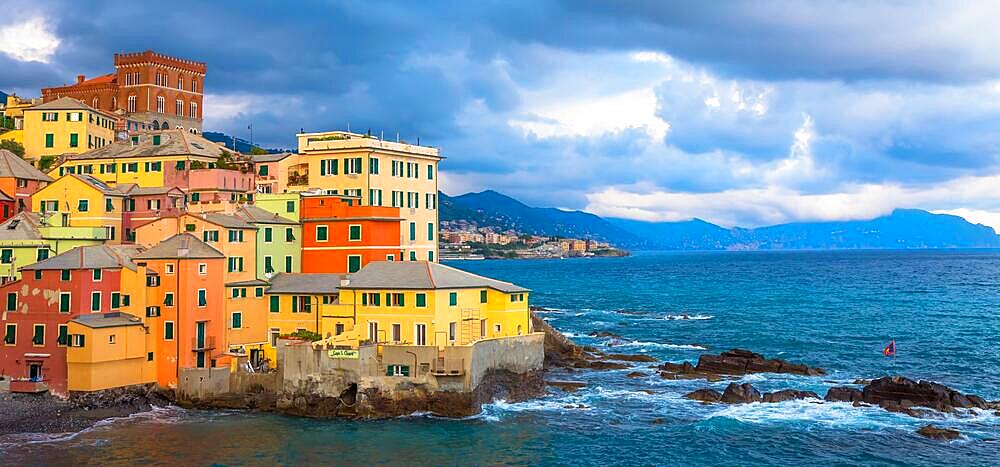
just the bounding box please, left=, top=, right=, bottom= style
left=585, top=173, right=1000, bottom=231
left=508, top=87, right=669, bottom=140
left=0, top=16, right=60, bottom=63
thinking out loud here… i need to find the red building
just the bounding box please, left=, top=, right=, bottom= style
left=0, top=149, right=53, bottom=215
left=120, top=185, right=186, bottom=242
left=0, top=245, right=141, bottom=396
left=40, top=50, right=206, bottom=133
left=300, top=193, right=403, bottom=274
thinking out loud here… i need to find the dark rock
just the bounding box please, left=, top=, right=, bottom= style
left=582, top=361, right=631, bottom=371
left=626, top=371, right=647, bottom=378
left=762, top=389, right=820, bottom=403
left=547, top=380, right=587, bottom=392
left=861, top=376, right=982, bottom=414
left=589, top=331, right=624, bottom=339
left=721, top=383, right=762, bottom=404
left=684, top=388, right=723, bottom=403
left=966, top=395, right=988, bottom=409
left=605, top=353, right=658, bottom=363
left=916, top=424, right=961, bottom=440
left=650, top=418, right=665, bottom=424
left=696, top=349, right=826, bottom=377
left=531, top=312, right=607, bottom=369
left=852, top=379, right=872, bottom=385
left=825, top=386, right=864, bottom=403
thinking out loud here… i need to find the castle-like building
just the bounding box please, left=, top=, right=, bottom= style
left=40, top=50, right=206, bottom=133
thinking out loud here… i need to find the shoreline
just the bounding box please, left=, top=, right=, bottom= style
left=0, top=385, right=171, bottom=438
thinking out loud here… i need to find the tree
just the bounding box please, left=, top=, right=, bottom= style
left=38, top=156, right=57, bottom=171
left=249, top=146, right=268, bottom=155
left=0, top=139, right=25, bottom=157
left=216, top=150, right=237, bottom=170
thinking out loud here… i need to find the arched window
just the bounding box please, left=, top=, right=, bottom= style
left=112, top=96, right=117, bottom=109
left=161, top=120, right=170, bottom=130
left=92, top=97, right=99, bottom=108
left=191, top=78, right=198, bottom=93
left=152, top=121, right=160, bottom=130
left=127, top=95, right=136, bottom=113
left=156, top=95, right=165, bottom=113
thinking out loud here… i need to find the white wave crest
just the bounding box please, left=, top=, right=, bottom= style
left=665, top=314, right=714, bottom=321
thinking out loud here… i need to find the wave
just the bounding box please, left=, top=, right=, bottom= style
left=0, top=405, right=186, bottom=450
left=602, top=340, right=707, bottom=351
left=664, top=314, right=714, bottom=321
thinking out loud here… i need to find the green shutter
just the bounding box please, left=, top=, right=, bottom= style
left=292, top=296, right=299, bottom=313
left=416, top=293, right=426, bottom=307
left=91, top=292, right=100, bottom=311
left=45, top=133, right=54, bottom=148
left=165, top=322, right=174, bottom=340
left=449, top=292, right=457, bottom=306
left=481, top=290, right=487, bottom=303
left=69, top=133, right=78, bottom=148
left=348, top=256, right=361, bottom=273
left=264, top=228, right=272, bottom=242
left=198, top=289, right=207, bottom=306
left=270, top=296, right=279, bottom=312
left=58, top=325, right=68, bottom=345
left=349, top=225, right=361, bottom=241
left=60, top=293, right=70, bottom=312
left=285, top=256, right=292, bottom=273
left=6, top=292, right=16, bottom=311
left=232, top=313, right=242, bottom=328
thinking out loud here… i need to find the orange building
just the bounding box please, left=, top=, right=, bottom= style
left=133, top=234, right=228, bottom=387
left=300, top=193, right=403, bottom=274
left=0, top=149, right=52, bottom=215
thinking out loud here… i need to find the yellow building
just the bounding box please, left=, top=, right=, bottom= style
left=337, top=261, right=531, bottom=348
left=261, top=272, right=346, bottom=364
left=22, top=97, right=117, bottom=163
left=292, top=131, right=442, bottom=263
left=47, top=129, right=222, bottom=188
left=0, top=95, right=43, bottom=146
left=31, top=174, right=125, bottom=243
left=66, top=312, right=156, bottom=392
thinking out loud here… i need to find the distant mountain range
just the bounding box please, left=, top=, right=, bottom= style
left=203, top=131, right=290, bottom=154
left=440, top=190, right=1000, bottom=250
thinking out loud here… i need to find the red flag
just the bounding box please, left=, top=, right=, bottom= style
left=883, top=340, right=896, bottom=357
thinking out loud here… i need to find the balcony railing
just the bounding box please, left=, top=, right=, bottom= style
left=192, top=336, right=216, bottom=351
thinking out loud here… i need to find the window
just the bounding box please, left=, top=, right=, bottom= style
left=427, top=165, right=434, bottom=179
left=449, top=322, right=457, bottom=342
left=152, top=135, right=161, bottom=145
left=146, top=275, right=161, bottom=286
left=197, top=289, right=207, bottom=307
left=264, top=256, right=274, bottom=273
left=5, top=292, right=16, bottom=311
left=480, top=290, right=488, bottom=303
left=369, top=157, right=379, bottom=174
left=232, top=312, right=242, bottom=329
left=91, top=291, right=101, bottom=311
left=146, top=306, right=161, bottom=317
left=255, top=287, right=263, bottom=297
left=156, top=96, right=165, bottom=113
left=320, top=159, right=338, bottom=176
left=0, top=249, right=11, bottom=264
left=106, top=198, right=114, bottom=212
left=286, top=201, right=295, bottom=213
left=427, top=223, right=434, bottom=241
left=93, top=268, right=102, bottom=281
left=415, top=293, right=426, bottom=307
left=348, top=255, right=361, bottom=273
left=316, top=225, right=328, bottom=241
left=128, top=95, right=136, bottom=112
left=176, top=99, right=183, bottom=116
left=386, top=254, right=395, bottom=261
left=203, top=231, right=219, bottom=243
left=147, top=352, right=154, bottom=362
left=165, top=263, right=175, bottom=274
left=190, top=193, right=200, bottom=202
left=409, top=223, right=416, bottom=241
left=32, top=324, right=44, bottom=346
left=368, top=189, right=383, bottom=207
left=111, top=292, right=120, bottom=309
left=45, top=133, right=54, bottom=148
left=190, top=102, right=198, bottom=118
left=285, top=227, right=294, bottom=242
left=348, top=225, right=361, bottom=241
left=391, top=323, right=401, bottom=342
left=198, top=263, right=207, bottom=275
left=428, top=251, right=435, bottom=262
left=409, top=251, right=416, bottom=261
left=481, top=319, right=487, bottom=338
left=59, top=292, right=71, bottom=312
left=3, top=324, right=15, bottom=345
left=109, top=334, right=116, bottom=344
left=164, top=321, right=175, bottom=340
left=368, top=321, right=379, bottom=342
left=449, top=292, right=457, bottom=306
left=164, top=292, right=174, bottom=306
left=285, top=256, right=292, bottom=273
left=388, top=293, right=405, bottom=307
left=269, top=296, right=279, bottom=313
left=344, top=157, right=362, bottom=174
left=264, top=227, right=273, bottom=242
left=69, top=133, right=78, bottom=148
left=58, top=324, right=69, bottom=346
left=42, top=112, right=58, bottom=122
left=335, top=323, right=345, bottom=335
left=34, top=270, right=42, bottom=280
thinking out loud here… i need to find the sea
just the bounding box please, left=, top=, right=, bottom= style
left=3, top=250, right=1000, bottom=466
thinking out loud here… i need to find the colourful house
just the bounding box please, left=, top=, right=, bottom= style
left=0, top=212, right=110, bottom=283
left=262, top=272, right=345, bottom=364
left=334, top=261, right=531, bottom=348
left=294, top=131, right=441, bottom=262
left=133, top=234, right=228, bottom=387
left=31, top=174, right=125, bottom=243
left=255, top=192, right=300, bottom=222
left=118, top=185, right=186, bottom=242
left=300, top=193, right=403, bottom=274
left=21, top=97, right=117, bottom=163
left=133, top=212, right=258, bottom=283
left=233, top=204, right=300, bottom=279
left=251, top=153, right=298, bottom=194
left=66, top=312, right=156, bottom=392
left=0, top=244, right=143, bottom=396
left=0, top=149, right=52, bottom=214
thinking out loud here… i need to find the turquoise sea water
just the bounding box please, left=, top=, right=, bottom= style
left=4, top=250, right=1000, bottom=465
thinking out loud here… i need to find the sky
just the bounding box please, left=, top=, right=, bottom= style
left=3, top=0, right=1000, bottom=230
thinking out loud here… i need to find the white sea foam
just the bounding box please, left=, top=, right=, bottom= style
left=664, top=314, right=713, bottom=321
left=606, top=340, right=707, bottom=351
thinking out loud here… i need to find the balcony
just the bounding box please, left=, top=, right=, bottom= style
left=192, top=336, right=216, bottom=351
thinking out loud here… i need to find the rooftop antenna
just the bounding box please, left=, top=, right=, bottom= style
left=347, top=122, right=351, bottom=133
left=417, top=137, right=420, bottom=146
left=396, top=132, right=400, bottom=142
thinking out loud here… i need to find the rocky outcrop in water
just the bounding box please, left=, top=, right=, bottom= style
left=721, top=383, right=762, bottom=403
left=916, top=424, right=961, bottom=440
left=762, top=389, right=820, bottom=403
left=824, top=386, right=863, bottom=403
left=659, top=349, right=824, bottom=381
left=531, top=311, right=656, bottom=370
left=860, top=376, right=989, bottom=414
left=684, top=388, right=723, bottom=403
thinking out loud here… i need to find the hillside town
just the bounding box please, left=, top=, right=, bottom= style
left=0, top=50, right=542, bottom=412
left=440, top=220, right=627, bottom=259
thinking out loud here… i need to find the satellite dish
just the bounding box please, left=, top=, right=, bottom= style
left=117, top=131, right=128, bottom=142
left=263, top=272, right=273, bottom=280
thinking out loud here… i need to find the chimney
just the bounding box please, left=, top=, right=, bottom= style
left=77, top=75, right=85, bottom=84
left=340, top=278, right=350, bottom=287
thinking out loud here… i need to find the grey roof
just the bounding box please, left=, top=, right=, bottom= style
left=118, top=184, right=184, bottom=196
left=234, top=205, right=297, bottom=225
left=251, top=152, right=295, bottom=163
left=63, top=129, right=223, bottom=161
left=22, top=244, right=142, bottom=271
left=0, top=212, right=42, bottom=241
left=133, top=233, right=224, bottom=259
left=71, top=312, right=144, bottom=329
left=72, top=174, right=124, bottom=195
left=28, top=96, right=96, bottom=112
left=200, top=212, right=257, bottom=230
left=0, top=190, right=12, bottom=202
left=266, top=273, right=345, bottom=295
left=343, top=261, right=529, bottom=293
left=0, top=150, right=53, bottom=181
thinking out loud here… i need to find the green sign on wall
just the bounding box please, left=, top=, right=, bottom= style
left=328, top=349, right=359, bottom=359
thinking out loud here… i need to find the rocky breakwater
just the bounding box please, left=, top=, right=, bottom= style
left=530, top=312, right=657, bottom=372
left=824, top=376, right=997, bottom=416
left=0, top=384, right=171, bottom=436
left=661, top=348, right=825, bottom=381
left=685, top=383, right=819, bottom=404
